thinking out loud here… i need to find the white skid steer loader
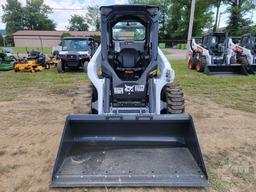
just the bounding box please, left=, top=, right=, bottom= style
left=51, top=5, right=208, bottom=188
left=188, top=32, right=249, bottom=75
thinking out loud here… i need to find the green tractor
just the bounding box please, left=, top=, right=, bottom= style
left=0, top=48, right=15, bottom=71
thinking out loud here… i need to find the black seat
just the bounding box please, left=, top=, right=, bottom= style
left=116, top=48, right=143, bottom=71
left=28, top=50, right=40, bottom=59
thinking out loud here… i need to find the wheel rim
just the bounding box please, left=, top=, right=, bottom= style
left=196, top=61, right=201, bottom=71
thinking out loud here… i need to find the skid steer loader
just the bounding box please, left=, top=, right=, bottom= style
left=231, top=33, right=256, bottom=74
left=51, top=5, right=208, bottom=188
left=188, top=32, right=248, bottom=75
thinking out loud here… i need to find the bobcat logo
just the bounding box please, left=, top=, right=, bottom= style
left=124, top=85, right=134, bottom=93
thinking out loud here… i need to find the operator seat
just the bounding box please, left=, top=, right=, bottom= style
left=116, top=48, right=142, bottom=70
left=28, top=50, right=45, bottom=65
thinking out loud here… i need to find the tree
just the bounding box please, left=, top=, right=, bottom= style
left=0, top=34, right=4, bottom=46
left=2, top=0, right=56, bottom=34
left=1, top=0, right=24, bottom=34
left=210, top=0, right=222, bottom=32
left=4, top=35, right=14, bottom=46
left=85, top=5, right=100, bottom=31
left=225, top=0, right=255, bottom=35
left=23, top=0, right=56, bottom=30
left=129, top=0, right=169, bottom=39
left=167, top=0, right=213, bottom=39
left=61, top=32, right=72, bottom=40
left=67, top=15, right=89, bottom=31
left=129, top=0, right=214, bottom=39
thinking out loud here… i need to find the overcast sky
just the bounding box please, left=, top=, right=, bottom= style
left=0, top=0, right=255, bottom=31
left=0, top=0, right=128, bottom=30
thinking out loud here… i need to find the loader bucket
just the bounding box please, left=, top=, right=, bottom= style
left=205, top=64, right=248, bottom=75
left=51, top=114, right=208, bottom=187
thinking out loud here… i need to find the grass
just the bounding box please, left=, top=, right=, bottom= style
left=0, top=60, right=255, bottom=113
left=1, top=47, right=52, bottom=54
left=171, top=60, right=256, bottom=113
left=208, top=170, right=229, bottom=192
left=0, top=69, right=87, bottom=101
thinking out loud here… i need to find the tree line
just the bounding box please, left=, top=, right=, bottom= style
left=1, top=0, right=255, bottom=42
left=129, top=0, right=256, bottom=39
left=1, top=0, right=100, bottom=35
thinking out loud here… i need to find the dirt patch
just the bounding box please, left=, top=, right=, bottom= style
left=0, top=83, right=255, bottom=192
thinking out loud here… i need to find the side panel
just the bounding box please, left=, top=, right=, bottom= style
left=87, top=45, right=105, bottom=114
left=153, top=48, right=175, bottom=114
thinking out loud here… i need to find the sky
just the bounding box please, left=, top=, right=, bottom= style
left=0, top=0, right=128, bottom=30
left=0, top=0, right=255, bottom=31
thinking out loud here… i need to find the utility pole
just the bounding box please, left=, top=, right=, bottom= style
left=186, top=0, right=196, bottom=59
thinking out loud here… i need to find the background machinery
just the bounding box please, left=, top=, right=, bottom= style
left=232, top=33, right=256, bottom=74
left=14, top=50, right=47, bottom=72
left=51, top=5, right=208, bottom=188
left=57, top=37, right=96, bottom=73
left=189, top=32, right=249, bottom=75
left=46, top=50, right=60, bottom=68
left=0, top=48, right=15, bottom=71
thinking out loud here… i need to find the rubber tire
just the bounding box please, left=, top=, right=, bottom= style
left=165, top=83, right=185, bottom=114
left=72, top=82, right=92, bottom=114
left=57, top=61, right=64, bottom=73
left=188, top=57, right=196, bottom=70
left=240, top=57, right=251, bottom=75
left=83, top=61, right=89, bottom=73
left=196, top=58, right=205, bottom=72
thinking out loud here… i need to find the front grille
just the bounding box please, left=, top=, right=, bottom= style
left=67, top=61, right=79, bottom=66
left=67, top=55, right=77, bottom=60
left=111, top=107, right=149, bottom=114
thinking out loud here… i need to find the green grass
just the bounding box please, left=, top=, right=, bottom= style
left=1, top=47, right=52, bottom=54
left=1, top=60, right=255, bottom=113
left=0, top=69, right=87, bottom=101
left=172, top=60, right=256, bottom=113
left=175, top=43, right=187, bottom=49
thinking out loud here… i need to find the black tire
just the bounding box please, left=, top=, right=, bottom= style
left=192, top=57, right=198, bottom=69
left=165, top=83, right=185, bottom=114
left=188, top=56, right=197, bottom=70
left=239, top=57, right=253, bottom=75
left=83, top=61, right=89, bottom=73
left=57, top=61, right=64, bottom=73
left=72, top=82, right=92, bottom=114
left=196, top=57, right=206, bottom=72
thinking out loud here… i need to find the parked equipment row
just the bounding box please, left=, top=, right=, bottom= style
left=0, top=48, right=60, bottom=72
left=188, top=32, right=256, bottom=75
